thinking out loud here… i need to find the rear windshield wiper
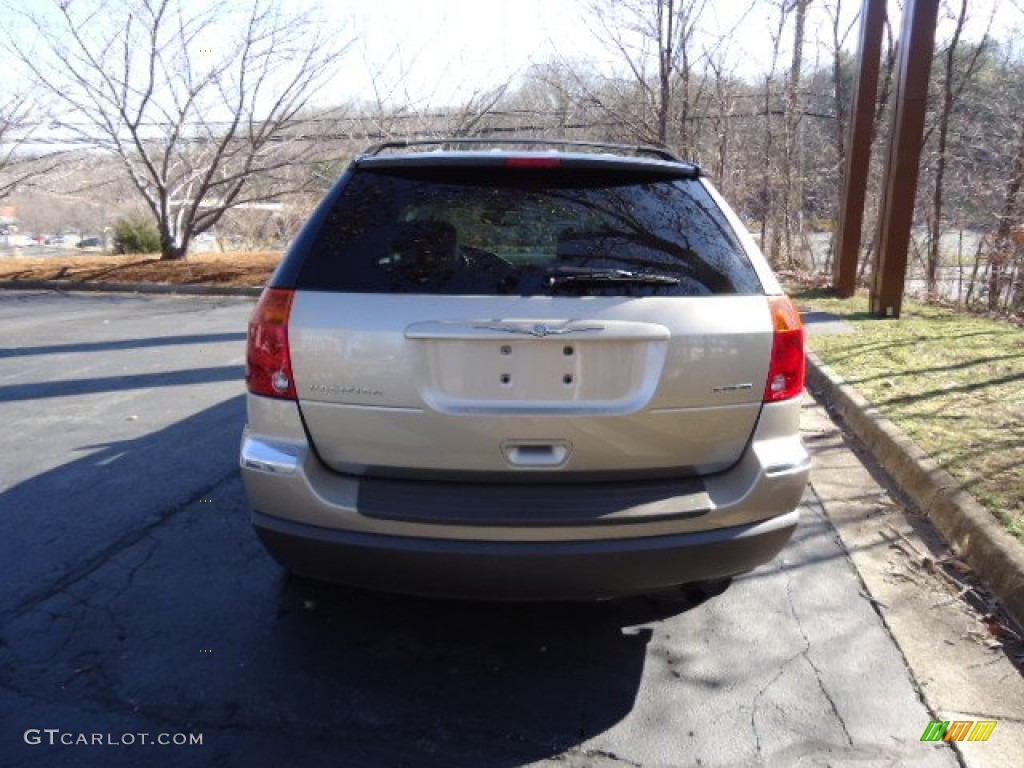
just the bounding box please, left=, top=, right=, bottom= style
left=547, top=266, right=680, bottom=287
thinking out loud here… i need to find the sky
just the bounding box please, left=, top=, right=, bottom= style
left=323, top=0, right=613, bottom=107
left=339, top=0, right=593, bottom=104
left=8, top=0, right=1020, bottom=109
left=4, top=0, right=1022, bottom=138
left=319, top=0, right=1021, bottom=109
left=313, top=0, right=831, bottom=108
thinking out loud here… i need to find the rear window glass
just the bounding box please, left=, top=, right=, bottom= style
left=295, top=167, right=763, bottom=296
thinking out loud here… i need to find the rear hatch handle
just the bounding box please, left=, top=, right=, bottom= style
left=502, top=440, right=572, bottom=468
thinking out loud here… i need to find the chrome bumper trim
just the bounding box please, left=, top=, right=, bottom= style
left=240, top=436, right=304, bottom=476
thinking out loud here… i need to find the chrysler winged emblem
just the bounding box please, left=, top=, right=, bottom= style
left=474, top=320, right=605, bottom=338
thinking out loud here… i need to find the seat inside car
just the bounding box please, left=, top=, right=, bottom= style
left=390, top=219, right=459, bottom=279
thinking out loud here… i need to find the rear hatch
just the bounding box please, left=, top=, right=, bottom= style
left=287, top=155, right=772, bottom=479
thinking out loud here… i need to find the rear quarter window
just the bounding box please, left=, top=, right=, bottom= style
left=293, top=166, right=764, bottom=296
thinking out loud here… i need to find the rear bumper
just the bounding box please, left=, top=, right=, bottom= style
left=253, top=509, right=799, bottom=600
left=241, top=394, right=810, bottom=598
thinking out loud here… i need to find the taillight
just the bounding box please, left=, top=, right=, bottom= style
left=246, top=288, right=296, bottom=400
left=763, top=296, right=805, bottom=402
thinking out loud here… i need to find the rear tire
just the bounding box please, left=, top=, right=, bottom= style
left=645, top=577, right=733, bottom=606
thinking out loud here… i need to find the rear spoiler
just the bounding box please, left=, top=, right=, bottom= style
left=362, top=137, right=683, bottom=162
left=356, top=138, right=702, bottom=177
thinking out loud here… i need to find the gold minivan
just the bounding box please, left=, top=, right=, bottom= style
left=241, top=139, right=809, bottom=599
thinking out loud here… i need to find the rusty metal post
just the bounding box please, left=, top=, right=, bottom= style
left=869, top=0, right=939, bottom=318
left=833, top=0, right=885, bottom=298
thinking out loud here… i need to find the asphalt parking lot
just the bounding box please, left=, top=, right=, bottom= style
left=0, top=291, right=959, bottom=767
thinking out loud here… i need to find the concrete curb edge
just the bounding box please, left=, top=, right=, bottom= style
left=0, top=279, right=262, bottom=297
left=805, top=350, right=1024, bottom=629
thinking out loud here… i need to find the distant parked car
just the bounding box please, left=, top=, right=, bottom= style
left=45, top=235, right=66, bottom=245
left=77, top=237, right=102, bottom=248
left=241, top=138, right=810, bottom=600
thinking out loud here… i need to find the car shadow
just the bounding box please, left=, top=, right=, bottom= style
left=240, top=574, right=726, bottom=767
left=0, top=390, right=729, bottom=768
left=0, top=331, right=247, bottom=359
left=0, top=364, right=244, bottom=403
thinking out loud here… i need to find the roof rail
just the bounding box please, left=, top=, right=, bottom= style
left=361, top=137, right=683, bottom=163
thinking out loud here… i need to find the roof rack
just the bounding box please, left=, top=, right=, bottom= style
left=362, top=137, right=683, bottom=163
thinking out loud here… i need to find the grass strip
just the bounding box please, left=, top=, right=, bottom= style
left=794, top=290, right=1023, bottom=541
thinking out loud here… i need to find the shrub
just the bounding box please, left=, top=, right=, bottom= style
left=113, top=217, right=161, bottom=254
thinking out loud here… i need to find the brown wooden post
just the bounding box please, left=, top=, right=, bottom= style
left=833, top=0, right=885, bottom=298
left=870, top=0, right=939, bottom=318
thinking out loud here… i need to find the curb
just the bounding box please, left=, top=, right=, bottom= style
left=806, top=350, right=1024, bottom=629
left=0, top=279, right=262, bottom=297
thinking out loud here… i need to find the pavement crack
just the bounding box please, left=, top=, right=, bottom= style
left=0, top=467, right=238, bottom=622
left=588, top=749, right=641, bottom=767
left=802, top=482, right=970, bottom=768
left=48, top=590, right=93, bottom=657
left=748, top=563, right=804, bottom=757
left=123, top=536, right=159, bottom=591
left=561, top=748, right=642, bottom=767
left=783, top=560, right=855, bottom=748
left=749, top=649, right=804, bottom=757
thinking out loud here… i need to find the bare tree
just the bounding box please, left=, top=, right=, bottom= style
left=3, top=0, right=351, bottom=259
left=705, top=54, right=737, bottom=196
left=924, top=0, right=994, bottom=298
left=763, top=1, right=791, bottom=265
left=776, top=0, right=811, bottom=269
left=989, top=124, right=1024, bottom=309
left=0, top=91, right=66, bottom=201
left=825, top=0, right=856, bottom=169
left=509, top=61, right=596, bottom=137
left=821, top=0, right=858, bottom=271
left=0, top=91, right=34, bottom=200
left=583, top=0, right=711, bottom=149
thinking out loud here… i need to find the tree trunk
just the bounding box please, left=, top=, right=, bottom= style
left=657, top=0, right=674, bottom=145
left=780, top=0, right=808, bottom=270
left=964, top=235, right=986, bottom=306
left=713, top=63, right=730, bottom=195
left=827, top=0, right=848, bottom=273
left=989, top=125, right=1024, bottom=310
left=765, top=75, right=781, bottom=264
left=927, top=0, right=969, bottom=300
left=160, top=231, right=187, bottom=261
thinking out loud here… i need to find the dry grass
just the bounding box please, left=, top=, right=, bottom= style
left=795, top=290, right=1024, bottom=541
left=0, top=251, right=282, bottom=287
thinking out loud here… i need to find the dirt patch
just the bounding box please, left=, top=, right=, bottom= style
left=0, top=252, right=282, bottom=288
